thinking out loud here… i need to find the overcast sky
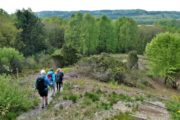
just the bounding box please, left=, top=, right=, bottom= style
left=0, top=0, right=180, bottom=13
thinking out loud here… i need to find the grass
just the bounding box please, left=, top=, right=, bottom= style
left=106, top=112, right=133, bottom=120
left=0, top=75, right=38, bottom=120
left=166, top=96, right=180, bottom=120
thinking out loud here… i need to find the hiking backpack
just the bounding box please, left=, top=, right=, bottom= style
left=36, top=77, right=46, bottom=91
left=56, top=72, right=64, bottom=82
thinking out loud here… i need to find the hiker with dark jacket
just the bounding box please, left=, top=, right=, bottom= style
left=56, top=68, right=64, bottom=92
left=35, top=69, right=52, bottom=108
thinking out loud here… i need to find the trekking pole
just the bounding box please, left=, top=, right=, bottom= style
left=16, top=67, right=19, bottom=78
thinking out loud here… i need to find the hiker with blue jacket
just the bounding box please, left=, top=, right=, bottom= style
left=46, top=68, right=56, bottom=96
left=35, top=69, right=52, bottom=108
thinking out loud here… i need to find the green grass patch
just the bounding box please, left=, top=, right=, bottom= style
left=63, top=94, right=79, bottom=103
left=84, top=92, right=100, bottom=102
left=166, top=100, right=180, bottom=120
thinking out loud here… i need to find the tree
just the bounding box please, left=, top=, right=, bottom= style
left=42, top=17, right=65, bottom=51
left=97, top=15, right=115, bottom=53
left=115, top=17, right=138, bottom=53
left=65, top=13, right=83, bottom=52
left=15, top=9, right=46, bottom=56
left=80, top=14, right=99, bottom=55
left=0, top=9, right=22, bottom=49
left=145, top=32, right=180, bottom=88
left=156, top=19, right=180, bottom=33
left=136, top=25, right=163, bottom=54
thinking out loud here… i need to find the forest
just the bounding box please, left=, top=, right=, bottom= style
left=0, top=8, right=180, bottom=120
left=36, top=9, right=180, bottom=24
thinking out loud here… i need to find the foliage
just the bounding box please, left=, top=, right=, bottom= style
left=97, top=15, right=115, bottom=53
left=42, top=17, right=65, bottom=51
left=15, top=9, right=47, bottom=56
left=80, top=13, right=99, bottom=55
left=0, top=75, right=37, bottom=119
left=156, top=19, right=180, bottom=33
left=36, top=9, right=180, bottom=25
left=166, top=97, right=180, bottom=120
left=127, top=51, right=138, bottom=69
left=145, top=32, right=180, bottom=88
left=0, top=10, right=22, bottom=50
left=77, top=53, right=127, bottom=83
left=84, top=92, right=100, bottom=102
left=115, top=17, right=138, bottom=53
left=0, top=47, right=24, bottom=74
left=137, top=25, right=163, bottom=54
left=52, top=45, right=79, bottom=67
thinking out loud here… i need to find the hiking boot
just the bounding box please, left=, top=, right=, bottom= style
left=41, top=105, right=44, bottom=109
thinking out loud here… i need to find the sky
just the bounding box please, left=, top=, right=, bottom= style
left=0, top=0, right=180, bottom=13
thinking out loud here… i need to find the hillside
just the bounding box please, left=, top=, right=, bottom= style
left=36, top=9, right=180, bottom=24
left=17, top=54, right=180, bottom=120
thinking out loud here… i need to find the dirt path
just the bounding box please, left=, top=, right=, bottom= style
left=17, top=72, right=77, bottom=120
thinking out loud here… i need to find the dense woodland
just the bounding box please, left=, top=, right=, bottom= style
left=0, top=8, right=180, bottom=119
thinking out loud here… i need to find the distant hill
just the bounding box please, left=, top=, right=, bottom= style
left=36, top=9, right=180, bottom=24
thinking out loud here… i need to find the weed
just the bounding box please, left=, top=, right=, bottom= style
left=84, top=92, right=100, bottom=102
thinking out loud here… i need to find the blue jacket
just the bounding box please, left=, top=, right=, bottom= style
left=46, top=71, right=56, bottom=85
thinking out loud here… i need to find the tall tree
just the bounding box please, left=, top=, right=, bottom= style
left=42, top=17, right=65, bottom=51
left=97, top=15, right=115, bottom=53
left=15, top=9, right=46, bottom=56
left=65, top=13, right=83, bottom=52
left=115, top=17, right=138, bottom=53
left=80, top=14, right=99, bottom=55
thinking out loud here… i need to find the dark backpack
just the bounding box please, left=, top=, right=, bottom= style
left=56, top=72, right=64, bottom=82
left=36, top=77, right=46, bottom=91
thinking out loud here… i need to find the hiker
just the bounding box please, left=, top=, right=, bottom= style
left=35, top=69, right=52, bottom=108
left=46, top=68, right=56, bottom=96
left=56, top=68, right=64, bottom=92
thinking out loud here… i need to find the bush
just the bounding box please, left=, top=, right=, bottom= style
left=166, top=100, right=180, bottom=120
left=127, top=50, right=138, bottom=69
left=77, top=53, right=127, bottom=83
left=24, top=53, right=53, bottom=69
left=0, top=47, right=24, bottom=74
left=145, top=32, right=180, bottom=88
left=0, top=75, right=37, bottom=119
left=52, top=45, right=79, bottom=67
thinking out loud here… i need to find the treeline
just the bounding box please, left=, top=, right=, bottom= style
left=1, top=8, right=180, bottom=69
left=36, top=9, right=180, bottom=24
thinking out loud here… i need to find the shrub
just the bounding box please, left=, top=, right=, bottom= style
left=77, top=53, right=127, bottom=83
left=0, top=75, right=37, bottom=119
left=127, top=50, right=138, bottom=69
left=52, top=45, right=79, bottom=67
left=0, top=47, right=24, bottom=74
